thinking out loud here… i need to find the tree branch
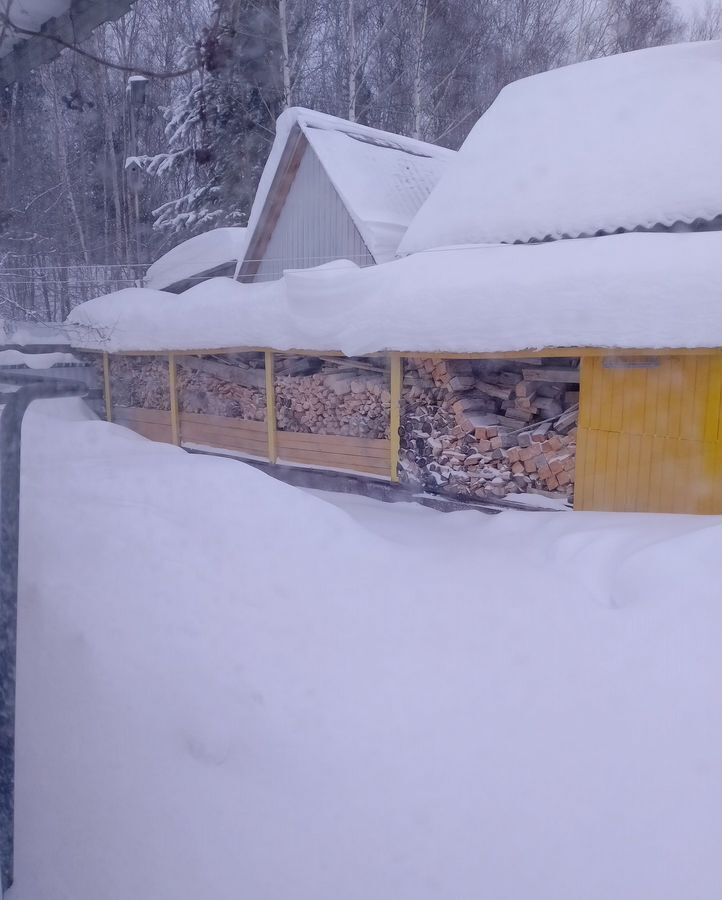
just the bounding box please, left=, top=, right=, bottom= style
left=0, top=13, right=201, bottom=79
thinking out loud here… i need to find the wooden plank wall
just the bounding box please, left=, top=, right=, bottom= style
left=180, top=412, right=269, bottom=458
left=112, top=407, right=174, bottom=444
left=575, top=354, right=722, bottom=514
left=276, top=431, right=391, bottom=478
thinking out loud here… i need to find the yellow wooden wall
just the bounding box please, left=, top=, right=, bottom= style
left=575, top=354, right=722, bottom=514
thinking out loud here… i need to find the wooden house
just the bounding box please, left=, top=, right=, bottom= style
left=69, top=42, right=722, bottom=515
left=236, top=108, right=455, bottom=282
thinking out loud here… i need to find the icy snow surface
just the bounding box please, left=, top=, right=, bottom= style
left=144, top=227, right=248, bottom=291
left=67, top=231, right=722, bottom=354
left=400, top=41, right=722, bottom=253
left=11, top=400, right=721, bottom=900
left=241, top=107, right=455, bottom=265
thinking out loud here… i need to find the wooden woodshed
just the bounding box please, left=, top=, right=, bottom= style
left=69, top=42, right=721, bottom=515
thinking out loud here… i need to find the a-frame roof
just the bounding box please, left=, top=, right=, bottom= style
left=239, top=108, right=455, bottom=280
left=0, top=0, right=138, bottom=87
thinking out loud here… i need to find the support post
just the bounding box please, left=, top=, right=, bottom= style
left=264, top=350, right=278, bottom=464
left=102, top=352, right=112, bottom=423
left=389, top=352, right=402, bottom=483
left=168, top=353, right=180, bottom=446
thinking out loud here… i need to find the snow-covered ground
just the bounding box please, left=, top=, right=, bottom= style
left=10, top=400, right=721, bottom=900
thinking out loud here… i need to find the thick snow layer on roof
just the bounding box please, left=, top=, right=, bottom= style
left=243, top=108, right=454, bottom=265
left=0, top=1, right=70, bottom=57
left=400, top=41, right=722, bottom=253
left=144, top=228, right=248, bottom=291
left=67, top=232, right=721, bottom=355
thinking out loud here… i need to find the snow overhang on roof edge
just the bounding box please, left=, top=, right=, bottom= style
left=0, top=0, right=140, bottom=87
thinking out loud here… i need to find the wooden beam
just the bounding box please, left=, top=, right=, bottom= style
left=102, top=352, right=112, bottom=423
left=264, top=350, right=278, bottom=464
left=389, top=353, right=402, bottom=483
left=168, top=353, right=180, bottom=445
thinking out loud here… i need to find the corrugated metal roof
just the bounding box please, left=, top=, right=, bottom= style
left=400, top=41, right=722, bottom=253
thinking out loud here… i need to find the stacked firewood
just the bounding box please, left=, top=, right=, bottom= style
left=177, top=355, right=266, bottom=420
left=275, top=357, right=390, bottom=438
left=110, top=356, right=170, bottom=410
left=399, top=357, right=579, bottom=502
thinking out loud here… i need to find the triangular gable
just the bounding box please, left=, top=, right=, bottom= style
left=239, top=108, right=454, bottom=282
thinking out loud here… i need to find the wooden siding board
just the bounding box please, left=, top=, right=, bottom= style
left=667, top=358, right=684, bottom=439
left=655, top=359, right=672, bottom=437
left=276, top=431, right=390, bottom=457
left=636, top=433, right=653, bottom=511
left=276, top=432, right=391, bottom=476
left=113, top=407, right=173, bottom=444
left=704, top=355, right=722, bottom=443
left=690, top=356, right=707, bottom=442
left=254, top=143, right=374, bottom=282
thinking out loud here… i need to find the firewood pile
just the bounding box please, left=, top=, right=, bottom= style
left=177, top=354, right=266, bottom=420
left=110, top=356, right=170, bottom=410
left=274, top=356, right=390, bottom=438
left=399, top=357, right=579, bottom=502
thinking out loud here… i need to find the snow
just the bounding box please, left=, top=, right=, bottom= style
left=143, top=228, right=248, bottom=291
left=0, top=349, right=77, bottom=369
left=67, top=231, right=722, bottom=354
left=0, top=319, right=70, bottom=348
left=399, top=41, right=722, bottom=253
left=10, top=399, right=721, bottom=899
left=0, top=1, right=71, bottom=58
left=242, top=107, right=455, bottom=266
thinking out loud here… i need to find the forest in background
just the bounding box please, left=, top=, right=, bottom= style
left=0, top=0, right=719, bottom=322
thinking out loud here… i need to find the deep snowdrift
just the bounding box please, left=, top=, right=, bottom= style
left=66, top=231, right=722, bottom=354
left=400, top=41, right=722, bottom=252
left=10, top=401, right=720, bottom=900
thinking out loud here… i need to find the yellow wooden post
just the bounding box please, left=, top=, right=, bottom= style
left=264, top=350, right=278, bottom=463
left=168, top=352, right=180, bottom=445
left=102, top=352, right=112, bottom=423
left=389, top=352, right=402, bottom=483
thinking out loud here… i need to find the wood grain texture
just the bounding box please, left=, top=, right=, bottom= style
left=575, top=354, right=722, bottom=513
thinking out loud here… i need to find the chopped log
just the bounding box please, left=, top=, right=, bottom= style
left=554, top=404, right=579, bottom=434
left=475, top=381, right=513, bottom=401
left=180, top=357, right=266, bottom=390
left=447, top=375, right=476, bottom=392
left=522, top=367, right=580, bottom=383
left=534, top=397, right=563, bottom=417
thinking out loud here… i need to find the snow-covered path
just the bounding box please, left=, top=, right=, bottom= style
left=9, top=401, right=721, bottom=900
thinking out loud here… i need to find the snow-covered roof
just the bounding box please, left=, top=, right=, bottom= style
left=242, top=108, right=455, bottom=267
left=0, top=0, right=137, bottom=78
left=144, top=228, right=248, bottom=291
left=0, top=0, right=69, bottom=58
left=67, top=232, right=721, bottom=355
left=400, top=41, right=722, bottom=253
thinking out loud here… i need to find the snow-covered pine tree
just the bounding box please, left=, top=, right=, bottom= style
left=150, top=0, right=285, bottom=237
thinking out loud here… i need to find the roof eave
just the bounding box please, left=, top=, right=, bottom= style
left=0, top=0, right=139, bottom=88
